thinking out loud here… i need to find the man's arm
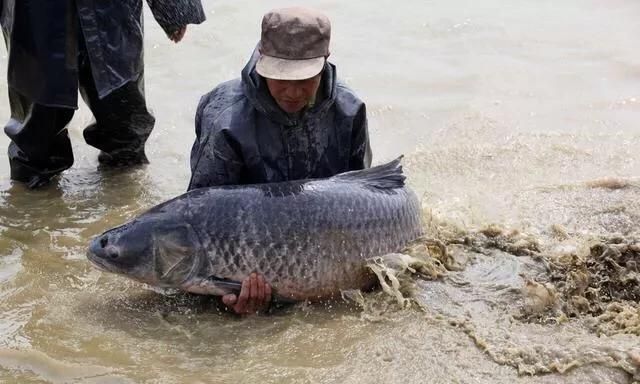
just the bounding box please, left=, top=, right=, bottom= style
left=350, top=103, right=373, bottom=170
left=187, top=94, right=244, bottom=190
left=146, top=0, right=206, bottom=41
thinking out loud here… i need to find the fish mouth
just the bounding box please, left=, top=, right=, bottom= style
left=86, top=251, right=151, bottom=285
left=86, top=251, right=113, bottom=272
left=86, top=235, right=119, bottom=273
left=87, top=248, right=157, bottom=286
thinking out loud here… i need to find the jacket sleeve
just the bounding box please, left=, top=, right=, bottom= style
left=187, top=94, right=244, bottom=190
left=349, top=103, right=373, bottom=170
left=146, top=0, right=206, bottom=36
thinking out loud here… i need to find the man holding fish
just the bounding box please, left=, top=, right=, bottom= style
left=189, top=7, right=374, bottom=314
left=87, top=7, right=406, bottom=317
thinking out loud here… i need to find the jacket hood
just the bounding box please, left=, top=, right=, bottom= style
left=241, top=46, right=337, bottom=126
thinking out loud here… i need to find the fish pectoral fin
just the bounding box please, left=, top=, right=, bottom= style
left=271, top=295, right=298, bottom=306
left=205, top=276, right=298, bottom=305
left=206, top=276, right=243, bottom=296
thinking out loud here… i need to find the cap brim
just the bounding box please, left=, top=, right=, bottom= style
left=256, top=55, right=325, bottom=80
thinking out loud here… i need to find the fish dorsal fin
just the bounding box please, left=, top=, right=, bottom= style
left=333, top=156, right=405, bottom=189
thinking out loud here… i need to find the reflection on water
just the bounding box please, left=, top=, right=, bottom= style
left=1, top=0, right=640, bottom=383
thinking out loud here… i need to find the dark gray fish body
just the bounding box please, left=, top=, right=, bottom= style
left=87, top=158, right=423, bottom=301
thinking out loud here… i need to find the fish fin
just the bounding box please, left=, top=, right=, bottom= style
left=206, top=276, right=298, bottom=305
left=271, top=295, right=298, bottom=306
left=153, top=224, right=201, bottom=285
left=206, top=276, right=243, bottom=295
left=333, top=156, right=405, bottom=189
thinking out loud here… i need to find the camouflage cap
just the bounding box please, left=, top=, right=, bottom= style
left=256, top=7, right=331, bottom=81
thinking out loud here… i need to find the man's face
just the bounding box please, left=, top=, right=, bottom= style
left=265, top=74, right=322, bottom=114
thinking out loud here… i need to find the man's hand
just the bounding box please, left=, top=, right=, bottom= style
left=222, top=273, right=272, bottom=315
left=169, top=26, right=187, bottom=43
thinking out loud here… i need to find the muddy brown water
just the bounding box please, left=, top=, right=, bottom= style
left=1, top=1, right=639, bottom=383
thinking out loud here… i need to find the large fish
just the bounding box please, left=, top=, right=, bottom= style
left=87, top=158, right=423, bottom=301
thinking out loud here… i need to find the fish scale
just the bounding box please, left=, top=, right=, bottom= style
left=193, top=170, right=421, bottom=298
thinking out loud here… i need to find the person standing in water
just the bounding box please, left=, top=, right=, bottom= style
left=189, top=7, right=372, bottom=314
left=0, top=0, right=206, bottom=188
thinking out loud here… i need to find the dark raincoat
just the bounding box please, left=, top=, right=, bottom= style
left=0, top=0, right=206, bottom=108
left=188, top=50, right=372, bottom=190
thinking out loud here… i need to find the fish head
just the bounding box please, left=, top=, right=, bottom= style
left=87, top=215, right=204, bottom=287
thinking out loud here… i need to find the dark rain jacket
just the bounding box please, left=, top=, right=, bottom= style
left=188, top=50, right=373, bottom=190
left=0, top=0, right=205, bottom=108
